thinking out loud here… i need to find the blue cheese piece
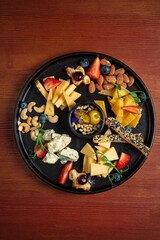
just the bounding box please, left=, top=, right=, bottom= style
left=42, top=129, right=55, bottom=141
left=42, top=153, right=59, bottom=164
left=48, top=134, right=71, bottom=153
left=59, top=147, right=79, bottom=162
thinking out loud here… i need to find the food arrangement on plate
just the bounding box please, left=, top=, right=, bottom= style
left=15, top=52, right=155, bottom=193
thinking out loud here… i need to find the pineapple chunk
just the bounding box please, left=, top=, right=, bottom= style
left=122, top=112, right=136, bottom=126
left=129, top=114, right=142, bottom=128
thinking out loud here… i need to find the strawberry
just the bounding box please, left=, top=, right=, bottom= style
left=43, top=78, right=61, bottom=91
left=117, top=152, right=130, bottom=170
left=59, top=162, right=73, bottom=185
left=86, top=57, right=101, bottom=79
left=121, top=105, right=142, bottom=114
left=34, top=144, right=48, bottom=159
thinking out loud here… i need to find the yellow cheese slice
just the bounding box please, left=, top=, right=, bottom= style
left=55, top=84, right=77, bottom=108
left=52, top=79, right=70, bottom=104
left=44, top=88, right=55, bottom=115
left=35, top=80, right=48, bottom=100
left=98, top=89, right=115, bottom=96
left=80, top=143, right=96, bottom=160
left=87, top=157, right=96, bottom=173
left=83, top=155, right=88, bottom=173
left=94, top=100, right=107, bottom=119
left=104, top=128, right=112, bottom=136
left=90, top=163, right=112, bottom=176
left=98, top=141, right=111, bottom=149
left=60, top=91, right=81, bottom=110
left=95, top=145, right=108, bottom=153
left=104, top=147, right=119, bottom=161
left=43, top=76, right=55, bottom=82
left=62, top=90, right=76, bottom=111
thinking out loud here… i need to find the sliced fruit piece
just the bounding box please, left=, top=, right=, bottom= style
left=44, top=88, right=55, bottom=115
left=128, top=113, right=142, bottom=128
left=86, top=57, right=101, bottom=79
left=104, top=147, right=119, bottom=161
left=80, top=143, right=96, bottom=160
left=122, top=112, right=136, bottom=126
left=117, top=152, right=130, bottom=170
left=43, top=78, right=61, bottom=91
left=94, top=100, right=107, bottom=119
left=34, top=144, right=47, bottom=159
left=62, top=90, right=76, bottom=111
left=59, top=162, right=73, bottom=184
left=122, top=105, right=142, bottom=114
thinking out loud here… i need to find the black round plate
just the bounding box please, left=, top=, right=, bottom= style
left=14, top=52, right=156, bottom=194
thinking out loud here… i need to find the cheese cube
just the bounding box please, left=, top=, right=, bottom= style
left=80, top=143, right=96, bottom=160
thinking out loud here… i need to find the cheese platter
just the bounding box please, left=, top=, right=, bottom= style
left=14, top=52, right=156, bottom=194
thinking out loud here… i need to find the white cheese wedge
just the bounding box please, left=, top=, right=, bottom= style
left=44, top=88, right=55, bottom=115
left=80, top=143, right=96, bottom=160
left=48, top=134, right=71, bottom=153
left=59, top=147, right=79, bottom=162
left=35, top=80, right=48, bottom=99
left=94, top=100, right=107, bottom=119
left=62, top=90, right=76, bottom=110
left=98, top=141, right=111, bottom=149
left=42, top=153, right=59, bottom=164
left=52, top=79, right=70, bottom=104
left=104, top=147, right=119, bottom=161
left=90, top=163, right=112, bottom=176
left=55, top=84, right=76, bottom=108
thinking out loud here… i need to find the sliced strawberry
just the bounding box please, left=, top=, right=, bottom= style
left=59, top=162, right=73, bottom=185
left=43, top=78, right=61, bottom=91
left=117, top=152, right=130, bottom=170
left=121, top=105, right=142, bottom=114
left=34, top=144, right=48, bottom=159
left=86, top=57, right=101, bottom=79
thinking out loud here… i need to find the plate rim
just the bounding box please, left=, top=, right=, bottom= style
left=13, top=51, right=156, bottom=194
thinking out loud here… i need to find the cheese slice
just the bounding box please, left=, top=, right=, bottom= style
left=95, top=145, right=108, bottom=153
left=87, top=157, right=96, bottom=173
left=44, top=88, right=55, bottom=115
left=94, top=100, right=107, bottom=119
left=35, top=80, right=48, bottom=99
left=90, top=163, right=112, bottom=176
left=104, top=128, right=112, bottom=136
left=43, top=76, right=55, bottom=82
left=52, top=79, right=70, bottom=104
left=83, top=155, right=88, bottom=172
left=55, top=84, right=76, bottom=108
left=62, top=90, right=76, bottom=111
left=98, top=141, right=111, bottom=149
left=60, top=91, right=81, bottom=110
left=80, top=143, right=96, bottom=160
left=104, top=147, right=119, bottom=161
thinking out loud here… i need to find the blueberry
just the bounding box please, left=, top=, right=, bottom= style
left=139, top=92, right=146, bottom=102
left=101, top=65, right=110, bottom=75
left=112, top=173, right=121, bottom=183
left=80, top=58, right=89, bottom=68
left=125, top=126, right=132, bottom=132
left=39, top=114, right=48, bottom=123
left=20, top=101, right=28, bottom=109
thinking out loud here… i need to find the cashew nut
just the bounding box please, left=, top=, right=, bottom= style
left=32, top=116, right=40, bottom=127
left=30, top=129, right=38, bottom=141
left=28, top=102, right=36, bottom=113
left=27, top=116, right=32, bottom=126
left=20, top=123, right=30, bottom=133
left=20, top=108, right=28, bottom=120
left=34, top=104, right=45, bottom=113
left=48, top=115, right=59, bottom=123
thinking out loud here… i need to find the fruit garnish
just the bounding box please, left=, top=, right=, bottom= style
left=112, top=172, right=121, bottom=183
left=86, top=57, right=101, bottom=79
left=89, top=110, right=101, bottom=125
left=101, top=65, right=110, bottom=75
left=43, top=78, right=61, bottom=91
left=117, top=152, right=130, bottom=170
left=34, top=143, right=48, bottom=159
left=121, top=105, right=142, bottom=114
left=72, top=71, right=83, bottom=82
left=39, top=114, right=48, bottom=123
left=77, top=173, right=88, bottom=185
left=80, top=58, right=89, bottom=68
left=59, top=161, right=73, bottom=185
left=20, top=101, right=28, bottom=109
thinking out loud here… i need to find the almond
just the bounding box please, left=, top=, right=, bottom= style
left=116, top=73, right=123, bottom=85
left=120, top=82, right=127, bottom=88
left=95, top=83, right=103, bottom=91
left=103, top=83, right=115, bottom=90
left=108, top=64, right=115, bottom=76
left=97, top=75, right=104, bottom=86
left=88, top=81, right=96, bottom=93
left=128, top=76, right=135, bottom=87
left=104, top=75, right=117, bottom=83
left=114, top=68, right=125, bottom=75
left=123, top=73, right=130, bottom=83
left=100, top=58, right=111, bottom=66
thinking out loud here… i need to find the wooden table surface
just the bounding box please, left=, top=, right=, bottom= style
left=0, top=0, right=160, bottom=239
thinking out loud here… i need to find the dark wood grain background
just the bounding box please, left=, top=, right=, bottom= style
left=0, top=0, right=160, bottom=240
